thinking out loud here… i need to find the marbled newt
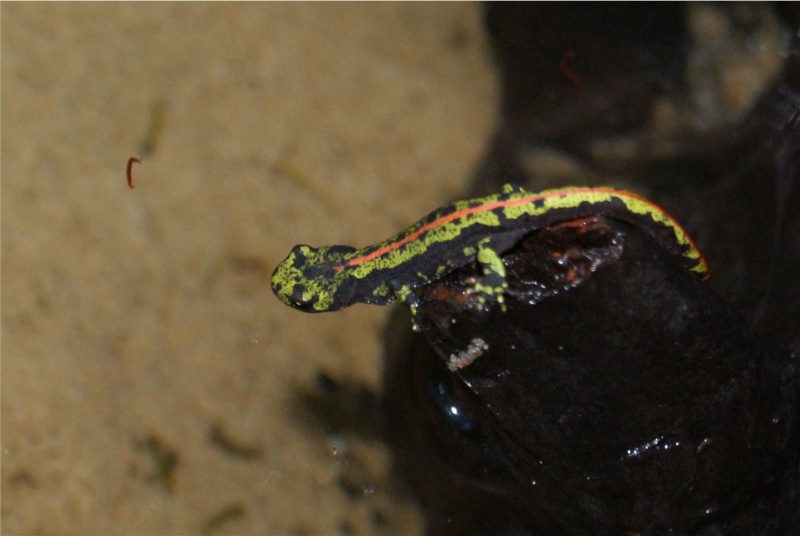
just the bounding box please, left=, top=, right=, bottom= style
left=271, top=184, right=708, bottom=318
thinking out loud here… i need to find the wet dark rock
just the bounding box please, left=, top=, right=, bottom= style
left=384, top=219, right=799, bottom=535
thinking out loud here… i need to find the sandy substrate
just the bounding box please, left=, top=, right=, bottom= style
left=1, top=4, right=497, bottom=534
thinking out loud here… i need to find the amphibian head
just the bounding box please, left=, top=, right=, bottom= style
left=271, top=244, right=358, bottom=312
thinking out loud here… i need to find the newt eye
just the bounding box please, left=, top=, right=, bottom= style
left=289, top=287, right=318, bottom=311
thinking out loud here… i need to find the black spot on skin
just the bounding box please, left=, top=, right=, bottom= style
left=434, top=204, right=459, bottom=218
left=290, top=246, right=310, bottom=268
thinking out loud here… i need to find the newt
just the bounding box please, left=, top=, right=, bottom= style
left=271, top=184, right=708, bottom=318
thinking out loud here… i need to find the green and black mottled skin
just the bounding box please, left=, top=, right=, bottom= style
left=271, top=184, right=707, bottom=318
